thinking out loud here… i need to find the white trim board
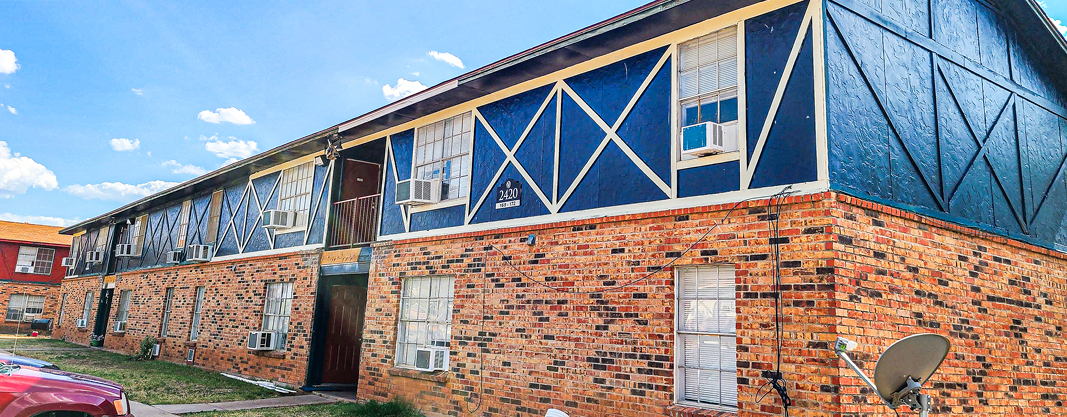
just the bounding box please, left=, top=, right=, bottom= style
left=210, top=244, right=324, bottom=263
left=381, top=180, right=828, bottom=241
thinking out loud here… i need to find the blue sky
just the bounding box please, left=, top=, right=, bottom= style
left=0, top=1, right=1064, bottom=227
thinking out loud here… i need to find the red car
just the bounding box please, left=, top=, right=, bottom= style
left=0, top=363, right=131, bottom=417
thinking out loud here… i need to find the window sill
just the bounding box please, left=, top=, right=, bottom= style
left=407, top=198, right=466, bottom=214
left=388, top=367, right=449, bottom=383
left=76, top=327, right=89, bottom=332
left=667, top=404, right=737, bottom=417
left=274, top=227, right=305, bottom=235
left=252, top=350, right=287, bottom=359
left=677, top=151, right=741, bottom=170
left=109, top=331, right=126, bottom=337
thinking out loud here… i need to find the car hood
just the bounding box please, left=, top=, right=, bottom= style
left=1, top=366, right=123, bottom=398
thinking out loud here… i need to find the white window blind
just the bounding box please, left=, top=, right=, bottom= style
left=58, top=293, right=67, bottom=325
left=676, top=265, right=738, bottom=408
left=262, top=282, right=294, bottom=338
left=116, top=290, right=132, bottom=324
left=413, top=113, right=472, bottom=201
left=278, top=163, right=314, bottom=230
left=160, top=288, right=174, bottom=337
left=190, top=286, right=205, bottom=341
left=176, top=200, right=192, bottom=248
left=395, top=276, right=455, bottom=368
left=6, top=294, right=45, bottom=321
left=81, top=291, right=94, bottom=325
left=679, top=27, right=738, bottom=100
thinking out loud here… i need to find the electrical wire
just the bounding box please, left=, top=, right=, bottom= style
left=463, top=246, right=490, bottom=414
left=754, top=186, right=794, bottom=416
left=487, top=192, right=775, bottom=295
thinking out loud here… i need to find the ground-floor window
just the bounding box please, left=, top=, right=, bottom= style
left=262, top=282, right=294, bottom=348
left=115, top=290, right=132, bottom=328
left=190, top=286, right=205, bottom=341
left=395, top=275, right=455, bottom=368
left=58, top=293, right=67, bottom=325
left=160, top=288, right=174, bottom=337
left=675, top=265, right=738, bottom=408
left=80, top=291, right=94, bottom=326
left=6, top=294, right=45, bottom=322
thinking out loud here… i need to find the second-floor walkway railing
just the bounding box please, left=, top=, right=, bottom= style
left=328, top=194, right=380, bottom=248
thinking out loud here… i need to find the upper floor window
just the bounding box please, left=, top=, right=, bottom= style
left=413, top=113, right=472, bottom=201
left=678, top=27, right=740, bottom=158
left=278, top=162, right=314, bottom=232
left=176, top=200, right=192, bottom=248
left=16, top=246, right=55, bottom=275
left=95, top=225, right=111, bottom=253
left=66, top=237, right=81, bottom=277
left=675, top=265, right=737, bottom=409
left=6, top=294, right=45, bottom=322
left=205, top=190, right=224, bottom=245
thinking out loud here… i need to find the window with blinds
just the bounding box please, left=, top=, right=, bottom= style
left=205, top=191, right=224, bottom=245
left=80, top=291, right=94, bottom=326
left=678, top=27, right=740, bottom=156
left=262, top=282, right=294, bottom=348
left=675, top=265, right=738, bottom=408
left=15, top=246, right=55, bottom=275
left=6, top=294, right=45, bottom=321
left=395, top=276, right=455, bottom=368
left=116, top=290, right=132, bottom=324
left=190, top=286, right=206, bottom=341
left=176, top=200, right=192, bottom=248
left=160, top=288, right=174, bottom=337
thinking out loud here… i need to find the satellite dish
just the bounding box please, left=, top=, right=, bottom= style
left=835, top=333, right=951, bottom=417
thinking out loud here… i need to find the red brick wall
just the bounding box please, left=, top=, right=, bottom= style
left=359, top=192, right=1067, bottom=417
left=53, top=250, right=322, bottom=387
left=829, top=194, right=1067, bottom=416
left=53, top=275, right=101, bottom=344
left=360, top=194, right=839, bottom=417
left=0, top=281, right=60, bottom=334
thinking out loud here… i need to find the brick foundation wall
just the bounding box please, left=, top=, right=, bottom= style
left=359, top=192, right=1067, bottom=417
left=0, top=281, right=60, bottom=334
left=360, top=194, right=839, bottom=417
left=53, top=250, right=322, bottom=387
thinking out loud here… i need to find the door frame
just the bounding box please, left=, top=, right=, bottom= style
left=92, top=288, right=114, bottom=340
left=304, top=273, right=369, bottom=389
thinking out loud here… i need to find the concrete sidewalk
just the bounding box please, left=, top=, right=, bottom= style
left=155, top=395, right=336, bottom=414
left=131, top=401, right=180, bottom=417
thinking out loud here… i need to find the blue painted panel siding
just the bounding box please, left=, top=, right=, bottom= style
left=745, top=0, right=808, bottom=163
left=410, top=205, right=465, bottom=232
left=479, top=84, right=555, bottom=151
left=678, top=161, right=741, bottom=198
left=564, top=46, right=667, bottom=127
left=306, top=164, right=330, bottom=245
left=513, top=95, right=557, bottom=195
left=391, top=130, right=415, bottom=181
left=749, top=27, right=817, bottom=189
left=826, top=0, right=1067, bottom=251
left=471, top=163, right=551, bottom=224
left=617, top=60, right=672, bottom=184
left=373, top=3, right=820, bottom=237
left=379, top=157, right=406, bottom=236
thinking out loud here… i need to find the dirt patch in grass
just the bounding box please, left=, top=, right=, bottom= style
left=189, top=399, right=424, bottom=417
left=3, top=337, right=279, bottom=405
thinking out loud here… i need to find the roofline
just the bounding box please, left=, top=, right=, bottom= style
left=0, top=238, right=70, bottom=248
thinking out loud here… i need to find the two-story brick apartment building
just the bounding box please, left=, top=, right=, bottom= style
left=0, top=220, right=70, bottom=333
left=55, top=0, right=1067, bottom=415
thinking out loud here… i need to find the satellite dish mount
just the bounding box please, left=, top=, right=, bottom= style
left=834, top=333, right=950, bottom=417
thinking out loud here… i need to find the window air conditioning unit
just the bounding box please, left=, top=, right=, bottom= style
left=115, top=244, right=137, bottom=257
left=15, top=266, right=32, bottom=274
left=187, top=245, right=213, bottom=263
left=247, top=331, right=282, bottom=351
left=396, top=178, right=442, bottom=206
left=166, top=250, right=183, bottom=264
left=86, top=251, right=104, bottom=264
left=114, top=321, right=127, bottom=333
left=681, top=121, right=730, bottom=157
left=262, top=210, right=295, bottom=229
left=414, top=347, right=449, bottom=372
left=61, top=257, right=76, bottom=267
left=76, top=319, right=88, bottom=328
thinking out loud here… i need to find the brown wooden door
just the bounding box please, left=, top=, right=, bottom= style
left=321, top=285, right=367, bottom=384
left=341, top=160, right=381, bottom=201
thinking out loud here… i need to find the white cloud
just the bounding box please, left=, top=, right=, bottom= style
left=6, top=106, right=16, bottom=115
left=0, top=213, right=79, bottom=227
left=364, top=77, right=378, bottom=85
left=382, top=78, right=427, bottom=101
left=205, top=138, right=259, bottom=159
left=0, top=141, right=58, bottom=198
left=221, top=157, right=240, bottom=167
left=197, top=107, right=255, bottom=125
left=63, top=180, right=178, bottom=201
left=162, top=160, right=207, bottom=176
left=1054, top=18, right=1067, bottom=36
left=109, top=138, right=140, bottom=151
left=131, top=88, right=144, bottom=95
left=3, top=84, right=9, bottom=89
left=0, top=49, right=19, bottom=74
left=428, top=51, right=464, bottom=69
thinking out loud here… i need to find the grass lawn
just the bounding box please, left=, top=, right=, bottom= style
left=189, top=400, right=424, bottom=417
left=0, top=336, right=280, bottom=405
